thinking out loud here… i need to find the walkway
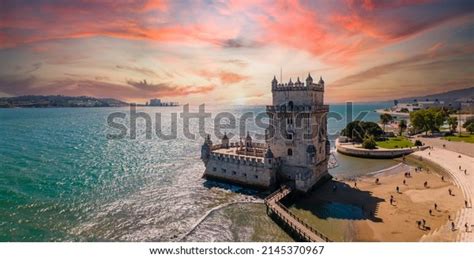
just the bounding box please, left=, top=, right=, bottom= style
left=264, top=186, right=331, bottom=242
left=415, top=136, right=474, bottom=158
left=413, top=148, right=474, bottom=241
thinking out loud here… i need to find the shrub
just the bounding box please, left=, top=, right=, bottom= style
left=362, top=136, right=377, bottom=149
left=414, top=140, right=423, bottom=146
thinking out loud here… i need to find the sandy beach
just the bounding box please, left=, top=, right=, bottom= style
left=291, top=156, right=464, bottom=241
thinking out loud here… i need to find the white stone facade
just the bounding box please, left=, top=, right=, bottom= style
left=201, top=74, right=330, bottom=192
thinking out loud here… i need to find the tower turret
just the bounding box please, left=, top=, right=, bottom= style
left=221, top=132, right=229, bottom=148
left=201, top=134, right=213, bottom=164
left=296, top=77, right=302, bottom=86
left=272, top=76, right=278, bottom=87
left=306, top=73, right=313, bottom=86
left=264, top=146, right=274, bottom=169
left=318, top=76, right=324, bottom=86
left=245, top=131, right=252, bottom=148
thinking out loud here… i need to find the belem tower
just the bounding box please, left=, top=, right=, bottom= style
left=201, top=74, right=330, bottom=192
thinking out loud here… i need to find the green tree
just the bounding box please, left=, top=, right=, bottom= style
left=466, top=123, right=474, bottom=135
left=362, top=135, right=377, bottom=149
left=380, top=113, right=393, bottom=132
left=447, top=116, right=458, bottom=134
left=464, top=118, right=474, bottom=135
left=398, top=119, right=407, bottom=136
left=341, top=121, right=384, bottom=143
left=409, top=108, right=447, bottom=135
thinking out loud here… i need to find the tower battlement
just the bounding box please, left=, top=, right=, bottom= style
left=271, top=73, right=325, bottom=92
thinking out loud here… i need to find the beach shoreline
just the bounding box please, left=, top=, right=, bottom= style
left=290, top=155, right=464, bottom=242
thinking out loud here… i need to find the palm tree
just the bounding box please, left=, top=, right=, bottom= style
left=398, top=119, right=407, bottom=136
left=380, top=113, right=393, bottom=133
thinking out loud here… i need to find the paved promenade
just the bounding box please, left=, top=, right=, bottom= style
left=416, top=136, right=474, bottom=158
left=413, top=148, right=474, bottom=241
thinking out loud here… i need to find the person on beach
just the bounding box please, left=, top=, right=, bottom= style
left=434, top=203, right=438, bottom=210
left=448, top=215, right=451, bottom=221
left=441, top=176, right=444, bottom=182
left=452, top=222, right=456, bottom=231
left=403, top=179, right=406, bottom=185
left=429, top=209, right=432, bottom=216
left=396, top=186, right=400, bottom=193
left=424, top=181, right=428, bottom=188
left=465, top=169, right=468, bottom=175
left=465, top=200, right=469, bottom=208
left=459, top=165, right=462, bottom=170
left=375, top=178, right=379, bottom=184
left=417, top=220, right=421, bottom=229
left=354, top=182, right=357, bottom=188
left=465, top=223, right=470, bottom=232
left=449, top=188, right=452, bottom=196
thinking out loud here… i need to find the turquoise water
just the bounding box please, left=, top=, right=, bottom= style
left=0, top=103, right=392, bottom=241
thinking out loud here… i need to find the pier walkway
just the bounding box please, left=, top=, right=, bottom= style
left=264, top=186, right=331, bottom=242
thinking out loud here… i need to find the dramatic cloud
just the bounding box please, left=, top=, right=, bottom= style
left=116, top=65, right=160, bottom=78
left=0, top=76, right=215, bottom=99
left=197, top=70, right=249, bottom=85
left=331, top=45, right=474, bottom=88
left=0, top=0, right=473, bottom=103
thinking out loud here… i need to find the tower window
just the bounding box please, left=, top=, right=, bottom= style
left=287, top=148, right=293, bottom=156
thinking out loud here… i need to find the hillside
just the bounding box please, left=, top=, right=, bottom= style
left=397, top=87, right=474, bottom=103
left=0, top=95, right=129, bottom=108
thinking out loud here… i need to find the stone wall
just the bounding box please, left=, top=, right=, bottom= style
left=272, top=87, right=324, bottom=106
left=336, top=139, right=426, bottom=158
left=203, top=152, right=276, bottom=189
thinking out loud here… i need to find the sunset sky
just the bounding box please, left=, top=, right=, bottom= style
left=1, top=0, right=473, bottom=105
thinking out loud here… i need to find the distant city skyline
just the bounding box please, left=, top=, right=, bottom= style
left=0, top=0, right=473, bottom=105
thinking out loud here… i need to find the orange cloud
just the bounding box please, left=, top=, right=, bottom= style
left=197, top=70, right=249, bottom=85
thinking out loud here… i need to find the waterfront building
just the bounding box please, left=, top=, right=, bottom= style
left=201, top=74, right=330, bottom=192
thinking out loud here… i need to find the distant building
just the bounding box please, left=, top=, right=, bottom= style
left=149, top=99, right=161, bottom=106
left=392, top=98, right=462, bottom=113
left=148, top=98, right=179, bottom=106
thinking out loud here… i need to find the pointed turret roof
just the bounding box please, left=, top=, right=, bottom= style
left=318, top=76, right=324, bottom=84
left=246, top=131, right=252, bottom=140
left=265, top=146, right=274, bottom=158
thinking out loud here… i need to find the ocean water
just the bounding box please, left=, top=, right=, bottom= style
left=0, top=103, right=393, bottom=241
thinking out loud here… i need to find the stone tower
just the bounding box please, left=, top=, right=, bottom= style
left=266, top=73, right=330, bottom=192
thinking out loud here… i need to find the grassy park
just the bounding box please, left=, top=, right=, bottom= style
left=442, top=134, right=474, bottom=144
left=376, top=136, right=414, bottom=149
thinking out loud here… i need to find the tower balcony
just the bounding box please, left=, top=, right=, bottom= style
left=266, top=104, right=329, bottom=113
